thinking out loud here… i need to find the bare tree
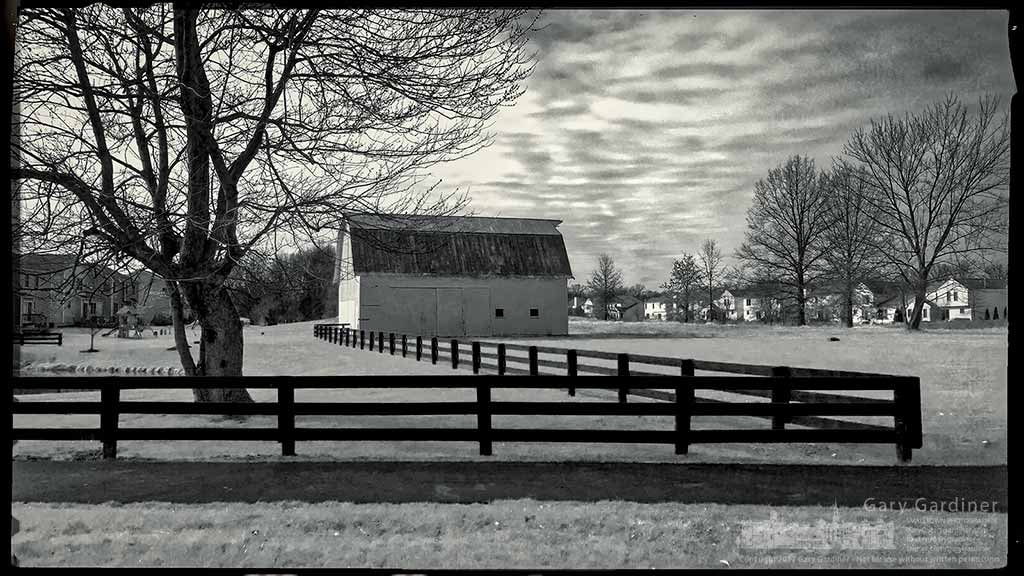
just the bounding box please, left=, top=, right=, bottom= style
left=12, top=6, right=539, bottom=397
left=697, top=239, right=723, bottom=321
left=821, top=163, right=882, bottom=327
left=735, top=156, right=833, bottom=325
left=586, top=253, right=623, bottom=321
left=661, top=252, right=702, bottom=322
left=843, top=95, right=1009, bottom=329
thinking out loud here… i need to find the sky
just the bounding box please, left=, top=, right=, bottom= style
left=430, top=9, right=1015, bottom=288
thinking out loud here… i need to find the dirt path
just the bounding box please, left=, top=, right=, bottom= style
left=13, top=460, right=1007, bottom=511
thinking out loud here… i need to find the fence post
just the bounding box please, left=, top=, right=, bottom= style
left=360, top=330, right=365, bottom=350
left=498, top=343, right=507, bottom=375
left=279, top=382, right=295, bottom=456
left=402, top=335, right=408, bottom=358
left=893, top=377, right=922, bottom=463
left=567, top=349, right=577, bottom=396
left=771, top=366, right=792, bottom=430
left=451, top=339, right=460, bottom=369
left=379, top=331, right=384, bottom=353
left=477, top=383, right=492, bottom=456
left=472, top=342, right=481, bottom=374
left=390, top=333, right=395, bottom=355
left=677, top=359, right=695, bottom=454
left=416, top=336, right=423, bottom=361
left=431, top=337, right=439, bottom=364
left=100, top=382, right=119, bottom=460
left=345, top=328, right=350, bottom=347
left=529, top=346, right=538, bottom=375
left=618, top=353, right=630, bottom=403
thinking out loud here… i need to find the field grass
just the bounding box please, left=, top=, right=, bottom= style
left=14, top=318, right=1007, bottom=465
left=11, top=499, right=1007, bottom=568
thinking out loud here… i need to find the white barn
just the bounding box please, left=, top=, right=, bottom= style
left=333, top=214, right=573, bottom=337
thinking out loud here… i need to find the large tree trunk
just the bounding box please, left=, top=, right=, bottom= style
left=844, top=282, right=855, bottom=328
left=181, top=281, right=254, bottom=403
left=907, top=274, right=928, bottom=330
left=796, top=288, right=807, bottom=326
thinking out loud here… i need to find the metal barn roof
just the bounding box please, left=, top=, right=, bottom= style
left=345, top=214, right=572, bottom=277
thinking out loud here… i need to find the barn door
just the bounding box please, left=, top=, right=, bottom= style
left=463, top=287, right=491, bottom=336
left=390, top=287, right=438, bottom=336
left=436, top=288, right=464, bottom=337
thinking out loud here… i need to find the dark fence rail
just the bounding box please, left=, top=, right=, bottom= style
left=12, top=373, right=922, bottom=462
left=305, top=324, right=922, bottom=461
left=13, top=332, right=63, bottom=346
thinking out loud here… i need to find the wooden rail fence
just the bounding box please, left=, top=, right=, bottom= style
left=311, top=324, right=923, bottom=462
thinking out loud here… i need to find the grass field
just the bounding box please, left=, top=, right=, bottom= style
left=11, top=499, right=1007, bottom=568
left=14, top=318, right=1007, bottom=465
left=12, top=318, right=1008, bottom=569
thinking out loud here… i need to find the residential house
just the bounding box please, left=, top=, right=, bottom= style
left=905, top=277, right=1008, bottom=322
left=568, top=295, right=594, bottom=317
left=701, top=289, right=741, bottom=321
left=805, top=283, right=875, bottom=323
left=617, top=295, right=644, bottom=322
left=14, top=253, right=173, bottom=328
left=643, top=298, right=675, bottom=320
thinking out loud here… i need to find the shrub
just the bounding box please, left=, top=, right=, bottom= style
left=151, top=312, right=173, bottom=326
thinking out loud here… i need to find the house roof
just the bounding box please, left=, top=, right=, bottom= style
left=345, top=214, right=573, bottom=277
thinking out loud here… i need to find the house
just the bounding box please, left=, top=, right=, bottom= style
left=643, top=298, right=675, bottom=320
left=333, top=213, right=573, bottom=337
left=568, top=295, right=593, bottom=316
left=905, top=277, right=1008, bottom=322
left=617, top=295, right=644, bottom=322
left=14, top=253, right=174, bottom=328
left=805, top=283, right=875, bottom=323
left=701, top=289, right=741, bottom=321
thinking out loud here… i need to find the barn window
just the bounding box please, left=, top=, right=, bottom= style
left=530, top=308, right=539, bottom=317
left=495, top=308, right=504, bottom=318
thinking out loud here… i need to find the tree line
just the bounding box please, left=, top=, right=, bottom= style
left=576, top=94, right=1008, bottom=330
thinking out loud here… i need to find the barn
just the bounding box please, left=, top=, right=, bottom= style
left=333, top=214, right=573, bottom=337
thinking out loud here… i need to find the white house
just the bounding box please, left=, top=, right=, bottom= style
left=643, top=299, right=674, bottom=320
left=903, top=277, right=1008, bottom=322
left=334, top=214, right=573, bottom=337
left=569, top=295, right=593, bottom=316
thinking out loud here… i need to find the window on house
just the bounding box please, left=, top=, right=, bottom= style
left=953, top=291, right=958, bottom=301
left=946, top=292, right=951, bottom=302
left=530, top=308, right=539, bottom=317
left=495, top=308, right=504, bottom=318
left=745, top=298, right=751, bottom=305
left=923, top=308, right=929, bottom=319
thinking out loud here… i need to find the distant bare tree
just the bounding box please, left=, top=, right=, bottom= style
left=661, top=253, right=702, bottom=322
left=735, top=156, right=833, bottom=325
left=843, top=95, right=1009, bottom=329
left=821, top=163, right=883, bottom=327
left=698, top=239, right=723, bottom=321
left=586, top=253, right=623, bottom=321
left=12, top=6, right=539, bottom=397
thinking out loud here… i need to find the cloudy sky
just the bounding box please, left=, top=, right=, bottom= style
left=431, top=9, right=1015, bottom=288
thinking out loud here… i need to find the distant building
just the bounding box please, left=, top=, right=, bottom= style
left=568, top=295, right=593, bottom=316
left=13, top=253, right=170, bottom=327
left=333, top=214, right=573, bottom=337
left=643, top=298, right=675, bottom=320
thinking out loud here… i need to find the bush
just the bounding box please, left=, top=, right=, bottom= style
left=150, top=312, right=173, bottom=326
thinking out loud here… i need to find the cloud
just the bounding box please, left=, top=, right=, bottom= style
left=430, top=9, right=1013, bottom=287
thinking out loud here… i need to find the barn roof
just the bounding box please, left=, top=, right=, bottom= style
left=347, top=214, right=564, bottom=236
left=345, top=214, right=573, bottom=278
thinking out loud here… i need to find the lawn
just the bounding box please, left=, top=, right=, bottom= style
left=13, top=318, right=1007, bottom=465
left=11, top=499, right=1007, bottom=568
